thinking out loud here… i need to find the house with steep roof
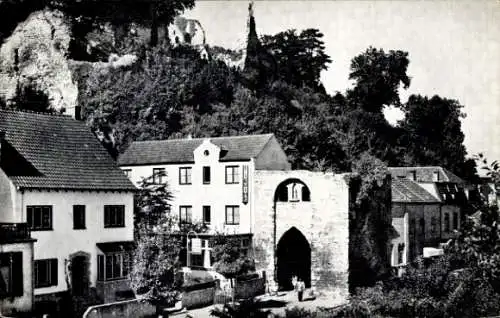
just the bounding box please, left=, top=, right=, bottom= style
left=119, top=134, right=291, bottom=267
left=389, top=166, right=468, bottom=272
left=0, top=109, right=136, bottom=315
left=118, top=134, right=362, bottom=299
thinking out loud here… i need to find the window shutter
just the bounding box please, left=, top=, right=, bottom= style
left=27, top=208, right=33, bottom=228
left=50, top=259, right=58, bottom=286
left=12, top=252, right=23, bottom=296
left=97, top=255, right=104, bottom=281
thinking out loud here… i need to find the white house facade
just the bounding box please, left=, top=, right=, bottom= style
left=0, top=109, right=136, bottom=315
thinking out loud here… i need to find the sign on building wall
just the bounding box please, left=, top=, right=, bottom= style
left=242, top=165, right=249, bottom=204
left=191, top=238, right=202, bottom=255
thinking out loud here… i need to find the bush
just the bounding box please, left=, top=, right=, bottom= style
left=284, top=305, right=372, bottom=318
left=210, top=298, right=270, bottom=318
left=284, top=306, right=315, bottom=318
left=236, top=272, right=260, bottom=282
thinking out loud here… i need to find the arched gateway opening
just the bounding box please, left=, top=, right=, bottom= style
left=276, top=227, right=311, bottom=290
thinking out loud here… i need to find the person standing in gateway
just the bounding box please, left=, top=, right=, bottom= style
left=296, top=279, right=305, bottom=302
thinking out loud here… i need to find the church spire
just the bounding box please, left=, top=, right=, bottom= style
left=244, top=0, right=261, bottom=70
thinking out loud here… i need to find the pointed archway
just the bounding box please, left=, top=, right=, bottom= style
left=276, top=227, right=311, bottom=290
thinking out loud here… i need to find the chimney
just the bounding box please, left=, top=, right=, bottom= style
left=187, top=134, right=193, bottom=140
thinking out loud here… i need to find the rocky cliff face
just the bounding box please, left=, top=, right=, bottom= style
left=0, top=9, right=140, bottom=117
left=0, top=9, right=78, bottom=116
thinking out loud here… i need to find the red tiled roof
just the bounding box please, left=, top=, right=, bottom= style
left=118, top=134, right=275, bottom=166
left=0, top=109, right=136, bottom=191
left=392, top=177, right=441, bottom=203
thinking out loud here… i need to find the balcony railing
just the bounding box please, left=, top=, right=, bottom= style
left=0, top=223, right=31, bottom=242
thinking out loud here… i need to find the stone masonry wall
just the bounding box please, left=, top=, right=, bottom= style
left=252, top=170, right=349, bottom=298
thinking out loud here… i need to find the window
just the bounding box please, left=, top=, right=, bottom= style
left=179, top=167, right=192, bottom=185
left=179, top=206, right=192, bottom=224
left=433, top=171, right=440, bottom=182
left=409, top=171, right=417, bottom=181
left=397, top=244, right=405, bottom=264
left=290, top=183, right=301, bottom=201
left=431, top=217, right=437, bottom=235
left=0, top=252, right=23, bottom=297
left=419, top=218, right=425, bottom=235
left=152, top=168, right=165, bottom=184
left=203, top=206, right=211, bottom=224
left=225, top=206, right=240, bottom=225
left=409, top=219, right=417, bottom=260
left=104, top=205, right=125, bottom=228
left=444, top=213, right=450, bottom=232
left=97, top=253, right=130, bottom=281
left=27, top=206, right=52, bottom=231
left=34, top=259, right=58, bottom=288
left=122, top=169, right=132, bottom=178
left=453, top=212, right=459, bottom=230
left=203, top=166, right=211, bottom=184
left=73, top=205, right=86, bottom=230
left=225, top=166, right=239, bottom=184
left=241, top=238, right=251, bottom=256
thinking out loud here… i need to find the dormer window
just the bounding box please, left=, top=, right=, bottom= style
left=433, top=171, right=440, bottom=182
left=409, top=171, right=416, bottom=181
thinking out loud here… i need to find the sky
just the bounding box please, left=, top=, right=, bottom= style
left=184, top=0, right=500, bottom=163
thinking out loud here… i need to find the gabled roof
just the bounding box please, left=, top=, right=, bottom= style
left=388, top=166, right=464, bottom=184
left=118, top=134, right=275, bottom=166
left=392, top=177, right=441, bottom=203
left=0, top=109, right=135, bottom=191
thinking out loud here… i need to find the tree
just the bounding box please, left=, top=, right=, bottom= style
left=261, top=28, right=332, bottom=92
left=80, top=46, right=236, bottom=157
left=398, top=94, right=474, bottom=180
left=130, top=173, right=183, bottom=313
left=209, top=233, right=255, bottom=279
left=134, top=170, right=173, bottom=226
left=50, top=0, right=195, bottom=48
left=447, top=155, right=500, bottom=293
left=347, top=153, right=392, bottom=290
left=131, top=218, right=183, bottom=313
left=348, top=47, right=411, bottom=112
